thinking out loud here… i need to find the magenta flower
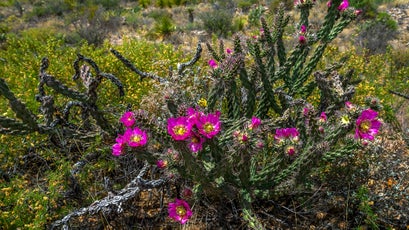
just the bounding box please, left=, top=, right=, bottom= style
left=355, top=109, right=381, bottom=141
left=275, top=128, right=300, bottom=143
left=345, top=101, right=354, bottom=109
left=112, top=134, right=127, bottom=156
left=249, top=116, right=261, bottom=130
left=338, top=0, right=349, bottom=11
left=197, top=111, right=221, bottom=139
left=286, top=146, right=296, bottom=156
left=187, top=107, right=204, bottom=125
left=327, top=1, right=332, bottom=7
left=188, top=134, right=204, bottom=153
left=300, top=24, right=307, bottom=34
left=167, top=117, right=193, bottom=141
left=298, top=35, right=307, bottom=44
left=208, top=59, right=218, bottom=69
left=226, top=48, right=232, bottom=54
left=294, top=0, right=304, bottom=6
left=120, top=111, right=135, bottom=128
left=319, top=112, right=327, bottom=123
left=156, top=159, right=168, bottom=169
left=124, top=127, right=148, bottom=148
left=168, top=198, right=193, bottom=224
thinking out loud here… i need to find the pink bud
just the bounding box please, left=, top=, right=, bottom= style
left=298, top=35, right=307, bottom=44
left=208, top=59, right=218, bottom=69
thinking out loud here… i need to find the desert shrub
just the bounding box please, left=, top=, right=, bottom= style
left=389, top=45, right=409, bottom=70
left=139, top=0, right=151, bottom=8
left=237, top=0, right=258, bottom=12
left=90, top=0, right=120, bottom=9
left=355, top=12, right=398, bottom=54
left=68, top=6, right=121, bottom=46
left=155, top=0, right=171, bottom=8
left=150, top=14, right=176, bottom=39
left=200, top=9, right=233, bottom=37
left=171, top=0, right=187, bottom=6
left=27, top=0, right=72, bottom=18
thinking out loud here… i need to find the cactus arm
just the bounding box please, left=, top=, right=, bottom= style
left=110, top=49, right=168, bottom=83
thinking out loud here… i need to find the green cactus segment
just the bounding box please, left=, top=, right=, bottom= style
left=226, top=79, right=241, bottom=119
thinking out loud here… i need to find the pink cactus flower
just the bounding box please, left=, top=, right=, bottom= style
left=354, top=109, right=381, bottom=141
left=188, top=134, right=204, bottom=153
left=168, top=198, right=193, bottom=224
left=208, top=59, right=218, bottom=69
left=156, top=159, right=168, bottom=169
left=275, top=128, right=300, bottom=144
left=167, top=117, right=193, bottom=141
left=196, top=111, right=221, bottom=139
left=124, top=127, right=148, bottom=148
left=299, top=35, right=307, bottom=44
left=338, top=0, right=349, bottom=11
left=319, top=112, right=327, bottom=123
left=120, top=111, right=135, bottom=128
left=112, top=134, right=127, bottom=156
left=249, top=116, right=261, bottom=130
left=286, top=146, right=296, bottom=156
left=300, top=24, right=307, bottom=33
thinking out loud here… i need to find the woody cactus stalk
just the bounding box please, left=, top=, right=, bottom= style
left=0, top=54, right=124, bottom=145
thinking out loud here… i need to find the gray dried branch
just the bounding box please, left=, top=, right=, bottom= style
left=51, top=162, right=168, bottom=230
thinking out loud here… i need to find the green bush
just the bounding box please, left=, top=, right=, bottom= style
left=200, top=9, right=233, bottom=37
left=355, top=12, right=398, bottom=54
left=151, top=14, right=176, bottom=39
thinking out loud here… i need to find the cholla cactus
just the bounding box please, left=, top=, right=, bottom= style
left=0, top=54, right=124, bottom=145
left=110, top=2, right=378, bottom=228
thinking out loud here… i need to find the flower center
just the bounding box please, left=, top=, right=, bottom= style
left=204, top=123, right=214, bottom=133
left=131, top=135, right=142, bottom=143
left=176, top=206, right=186, bottom=217
left=360, top=120, right=371, bottom=133
left=173, top=125, right=187, bottom=136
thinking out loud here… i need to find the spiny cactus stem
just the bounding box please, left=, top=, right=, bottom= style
left=292, top=42, right=329, bottom=93
left=38, top=71, right=88, bottom=102
left=389, top=90, right=409, bottom=100
left=98, top=72, right=125, bottom=97
left=177, top=43, right=202, bottom=76
left=73, top=53, right=101, bottom=80
left=206, top=42, right=221, bottom=62
left=110, top=49, right=168, bottom=83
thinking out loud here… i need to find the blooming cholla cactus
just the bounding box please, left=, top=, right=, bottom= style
left=110, top=1, right=381, bottom=229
